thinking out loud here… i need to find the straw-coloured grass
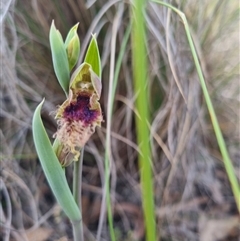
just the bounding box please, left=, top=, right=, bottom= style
left=1, top=0, right=239, bottom=240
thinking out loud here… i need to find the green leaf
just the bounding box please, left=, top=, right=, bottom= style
left=32, top=99, right=81, bottom=222
left=131, top=0, right=157, bottom=240
left=84, top=34, right=101, bottom=78
left=49, top=20, right=70, bottom=95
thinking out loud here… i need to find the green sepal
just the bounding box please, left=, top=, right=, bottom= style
left=32, top=99, right=81, bottom=222
left=84, top=34, right=101, bottom=78
left=49, top=20, right=70, bottom=95
left=66, top=35, right=80, bottom=71
left=65, top=23, right=79, bottom=47
left=65, top=23, right=80, bottom=71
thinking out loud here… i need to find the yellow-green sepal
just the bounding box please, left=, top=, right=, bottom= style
left=49, top=20, right=70, bottom=95
left=70, top=62, right=102, bottom=99
left=64, top=23, right=79, bottom=47
left=84, top=34, right=101, bottom=78
left=32, top=99, right=81, bottom=222
left=65, top=23, right=80, bottom=71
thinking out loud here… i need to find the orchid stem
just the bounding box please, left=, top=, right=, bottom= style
left=72, top=219, right=84, bottom=241
left=73, top=146, right=84, bottom=241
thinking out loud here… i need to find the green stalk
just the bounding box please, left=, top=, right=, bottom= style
left=105, top=154, right=115, bottom=241
left=151, top=0, right=240, bottom=212
left=72, top=220, right=84, bottom=241
left=111, top=23, right=132, bottom=107
left=107, top=23, right=131, bottom=241
left=97, top=22, right=131, bottom=241
left=100, top=6, right=131, bottom=241
left=131, top=1, right=157, bottom=241
left=73, top=147, right=84, bottom=241
left=106, top=25, right=132, bottom=239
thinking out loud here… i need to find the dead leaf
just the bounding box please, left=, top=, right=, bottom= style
left=56, top=237, right=68, bottom=241
left=199, top=215, right=239, bottom=241
left=26, top=227, right=53, bottom=241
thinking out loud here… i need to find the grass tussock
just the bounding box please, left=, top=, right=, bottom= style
left=1, top=0, right=239, bottom=240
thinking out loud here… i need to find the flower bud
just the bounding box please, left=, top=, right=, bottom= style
left=65, top=23, right=80, bottom=71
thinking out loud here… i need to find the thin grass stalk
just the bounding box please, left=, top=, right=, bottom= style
left=111, top=23, right=132, bottom=107
left=98, top=21, right=131, bottom=241
left=103, top=5, right=125, bottom=241
left=131, top=1, right=157, bottom=240
left=105, top=151, right=115, bottom=241
left=0, top=179, right=12, bottom=241
left=151, top=0, right=240, bottom=212
left=79, top=0, right=122, bottom=63
left=107, top=15, right=131, bottom=241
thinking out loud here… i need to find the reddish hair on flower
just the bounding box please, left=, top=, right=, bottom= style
left=54, top=63, right=103, bottom=166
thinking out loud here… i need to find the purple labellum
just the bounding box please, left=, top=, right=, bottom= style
left=63, top=93, right=99, bottom=125
left=53, top=64, right=103, bottom=166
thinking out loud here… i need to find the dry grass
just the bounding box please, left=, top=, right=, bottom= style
left=1, top=0, right=239, bottom=240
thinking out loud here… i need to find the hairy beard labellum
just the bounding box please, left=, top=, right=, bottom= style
left=53, top=63, right=103, bottom=166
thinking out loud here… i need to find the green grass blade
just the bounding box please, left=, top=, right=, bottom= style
left=32, top=99, right=81, bottom=221
left=97, top=21, right=131, bottom=241
left=106, top=17, right=131, bottom=241
left=131, top=1, right=157, bottom=240
left=111, top=22, right=132, bottom=107
left=151, top=0, right=240, bottom=212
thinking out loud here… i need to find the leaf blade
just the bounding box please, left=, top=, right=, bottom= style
left=32, top=99, right=81, bottom=221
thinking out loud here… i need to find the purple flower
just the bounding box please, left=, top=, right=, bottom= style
left=54, top=63, right=102, bottom=166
